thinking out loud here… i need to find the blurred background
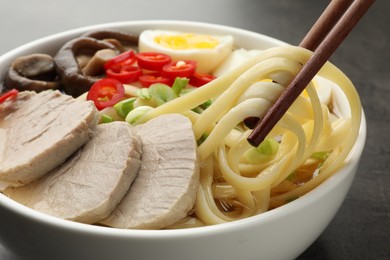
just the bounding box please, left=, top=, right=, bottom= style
left=0, top=0, right=389, bottom=259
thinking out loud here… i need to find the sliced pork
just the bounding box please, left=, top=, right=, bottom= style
left=102, top=114, right=199, bottom=229
left=4, top=122, right=142, bottom=224
left=0, top=90, right=98, bottom=188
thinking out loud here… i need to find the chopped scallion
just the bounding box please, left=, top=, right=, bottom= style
left=311, top=151, right=331, bottom=161
left=114, top=97, right=136, bottom=118
left=171, top=77, right=189, bottom=96
left=197, top=133, right=209, bottom=146
left=125, top=106, right=153, bottom=125
left=149, top=83, right=176, bottom=106
left=244, top=138, right=279, bottom=164
left=100, top=114, right=113, bottom=124
left=200, top=99, right=213, bottom=110
left=137, top=88, right=151, bottom=100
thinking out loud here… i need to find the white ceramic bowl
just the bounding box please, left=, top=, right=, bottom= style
left=0, top=21, right=366, bottom=260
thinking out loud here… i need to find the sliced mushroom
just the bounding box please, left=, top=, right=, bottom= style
left=54, top=37, right=117, bottom=97
left=4, top=54, right=60, bottom=92
left=81, top=49, right=117, bottom=76
left=83, top=30, right=139, bottom=52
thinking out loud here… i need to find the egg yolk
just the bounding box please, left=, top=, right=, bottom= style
left=154, top=33, right=219, bottom=50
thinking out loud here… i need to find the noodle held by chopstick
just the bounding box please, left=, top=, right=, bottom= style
left=137, top=46, right=361, bottom=226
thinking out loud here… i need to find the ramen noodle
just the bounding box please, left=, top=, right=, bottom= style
left=135, top=45, right=361, bottom=226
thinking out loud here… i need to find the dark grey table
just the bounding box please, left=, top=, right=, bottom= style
left=0, top=0, right=389, bottom=259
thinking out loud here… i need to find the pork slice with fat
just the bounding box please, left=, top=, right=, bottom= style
left=102, top=114, right=199, bottom=229
left=0, top=90, right=99, bottom=188
left=4, top=122, right=142, bottom=224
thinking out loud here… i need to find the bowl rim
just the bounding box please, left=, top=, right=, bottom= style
left=0, top=20, right=367, bottom=238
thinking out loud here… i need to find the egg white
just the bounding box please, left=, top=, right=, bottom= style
left=213, top=48, right=263, bottom=77
left=138, top=30, right=234, bottom=74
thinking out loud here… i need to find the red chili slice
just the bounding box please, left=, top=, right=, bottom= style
left=161, top=60, right=197, bottom=79
left=104, top=50, right=141, bottom=84
left=106, top=65, right=142, bottom=84
left=139, top=73, right=172, bottom=88
left=104, top=50, right=136, bottom=71
left=86, top=78, right=125, bottom=110
left=136, top=52, right=172, bottom=71
left=190, top=72, right=216, bottom=87
left=0, top=89, right=19, bottom=104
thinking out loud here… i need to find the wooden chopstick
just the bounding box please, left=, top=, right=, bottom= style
left=247, top=0, right=375, bottom=147
left=299, top=0, right=354, bottom=51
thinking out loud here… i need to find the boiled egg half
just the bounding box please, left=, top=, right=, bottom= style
left=139, top=30, right=234, bottom=74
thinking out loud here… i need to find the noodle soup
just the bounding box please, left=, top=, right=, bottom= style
left=0, top=21, right=366, bottom=260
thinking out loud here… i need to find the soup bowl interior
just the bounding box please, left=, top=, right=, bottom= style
left=0, top=21, right=366, bottom=260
